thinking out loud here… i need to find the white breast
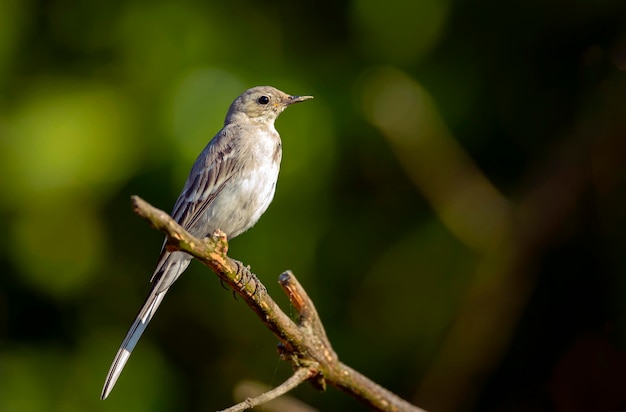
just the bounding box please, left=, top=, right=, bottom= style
left=203, top=127, right=282, bottom=238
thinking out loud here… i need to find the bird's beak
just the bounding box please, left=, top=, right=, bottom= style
left=285, top=95, right=314, bottom=105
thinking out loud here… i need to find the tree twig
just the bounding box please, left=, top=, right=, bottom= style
left=131, top=195, right=426, bottom=412
left=218, top=368, right=314, bottom=412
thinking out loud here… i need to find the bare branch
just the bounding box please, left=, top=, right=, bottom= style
left=279, top=271, right=336, bottom=364
left=218, top=368, right=314, bottom=412
left=131, top=195, right=426, bottom=412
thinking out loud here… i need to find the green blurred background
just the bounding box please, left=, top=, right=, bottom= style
left=1, top=0, right=626, bottom=411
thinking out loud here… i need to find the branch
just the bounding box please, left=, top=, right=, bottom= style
left=131, top=195, right=426, bottom=412
left=218, top=368, right=314, bottom=412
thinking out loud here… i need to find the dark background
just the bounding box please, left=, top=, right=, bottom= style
left=1, top=0, right=626, bottom=411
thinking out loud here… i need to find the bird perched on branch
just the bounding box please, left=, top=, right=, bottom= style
left=101, top=86, right=313, bottom=400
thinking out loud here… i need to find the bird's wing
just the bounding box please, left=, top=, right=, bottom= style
left=149, top=126, right=241, bottom=289
left=171, top=127, right=240, bottom=234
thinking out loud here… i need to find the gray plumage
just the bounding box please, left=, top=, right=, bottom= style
left=101, top=86, right=313, bottom=400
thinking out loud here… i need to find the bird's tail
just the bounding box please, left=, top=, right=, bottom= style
left=101, top=252, right=192, bottom=400
left=100, top=288, right=166, bottom=400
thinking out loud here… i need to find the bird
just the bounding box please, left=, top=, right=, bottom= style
left=101, top=86, right=313, bottom=400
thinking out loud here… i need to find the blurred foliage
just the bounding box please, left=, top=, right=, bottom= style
left=1, top=0, right=625, bottom=411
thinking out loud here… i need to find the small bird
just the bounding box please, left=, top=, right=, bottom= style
left=101, top=86, right=313, bottom=400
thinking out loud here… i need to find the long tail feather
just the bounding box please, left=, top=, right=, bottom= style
left=100, top=290, right=166, bottom=400
left=101, top=252, right=192, bottom=400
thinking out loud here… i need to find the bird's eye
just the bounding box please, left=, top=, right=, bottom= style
left=257, top=95, right=270, bottom=105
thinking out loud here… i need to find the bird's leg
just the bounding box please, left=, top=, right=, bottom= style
left=248, top=269, right=267, bottom=297
left=232, top=261, right=266, bottom=297
left=234, top=260, right=247, bottom=285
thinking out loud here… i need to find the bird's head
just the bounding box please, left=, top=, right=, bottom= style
left=225, top=86, right=313, bottom=125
